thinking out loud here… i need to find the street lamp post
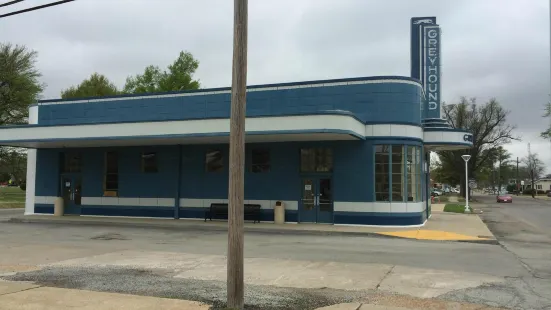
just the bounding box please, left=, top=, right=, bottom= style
left=461, top=155, right=471, bottom=212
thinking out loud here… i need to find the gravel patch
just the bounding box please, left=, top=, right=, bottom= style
left=2, top=266, right=370, bottom=309
left=438, top=278, right=551, bottom=310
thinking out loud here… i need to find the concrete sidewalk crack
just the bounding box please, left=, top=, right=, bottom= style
left=0, top=285, right=42, bottom=297
left=375, top=265, right=395, bottom=290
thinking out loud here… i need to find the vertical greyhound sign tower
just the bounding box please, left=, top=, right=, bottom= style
left=411, top=17, right=448, bottom=129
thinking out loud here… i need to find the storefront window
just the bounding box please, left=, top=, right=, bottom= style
left=407, top=146, right=420, bottom=202
left=251, top=148, right=270, bottom=173
left=391, top=145, right=405, bottom=202
left=300, top=148, right=333, bottom=172
left=416, top=147, right=422, bottom=202
left=104, top=151, right=118, bottom=196
left=375, top=144, right=422, bottom=202
left=205, top=150, right=223, bottom=172
left=374, top=145, right=390, bottom=201
left=141, top=152, right=158, bottom=173
left=61, top=152, right=81, bottom=173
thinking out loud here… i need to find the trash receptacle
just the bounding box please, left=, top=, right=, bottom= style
left=274, top=201, right=285, bottom=224
left=54, top=197, right=64, bottom=216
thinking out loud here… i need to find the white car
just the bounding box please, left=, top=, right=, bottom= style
left=431, top=189, right=443, bottom=196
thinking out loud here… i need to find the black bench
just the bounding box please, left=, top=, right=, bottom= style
left=204, top=203, right=261, bottom=223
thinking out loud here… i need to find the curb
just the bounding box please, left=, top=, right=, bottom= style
left=5, top=217, right=499, bottom=244
left=5, top=217, right=396, bottom=239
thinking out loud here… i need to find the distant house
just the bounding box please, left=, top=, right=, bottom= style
left=524, top=178, right=551, bottom=192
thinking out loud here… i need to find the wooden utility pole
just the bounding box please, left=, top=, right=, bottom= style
left=227, top=0, right=248, bottom=309
left=516, top=157, right=519, bottom=196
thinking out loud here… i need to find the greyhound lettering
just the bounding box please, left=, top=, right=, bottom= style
left=413, top=19, right=434, bottom=25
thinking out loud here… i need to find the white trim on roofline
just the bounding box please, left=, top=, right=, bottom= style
left=38, top=79, right=421, bottom=106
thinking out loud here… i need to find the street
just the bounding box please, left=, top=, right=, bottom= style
left=478, top=194, right=551, bottom=280
left=0, top=200, right=549, bottom=309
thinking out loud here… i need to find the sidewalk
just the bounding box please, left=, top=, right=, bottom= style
left=7, top=208, right=496, bottom=243
left=0, top=281, right=208, bottom=310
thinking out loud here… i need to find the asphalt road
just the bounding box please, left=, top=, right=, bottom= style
left=0, top=202, right=550, bottom=309
left=477, top=194, right=551, bottom=279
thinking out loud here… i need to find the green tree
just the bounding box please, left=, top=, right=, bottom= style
left=436, top=97, right=518, bottom=197
left=0, top=148, right=26, bottom=183
left=541, top=101, right=551, bottom=140
left=524, top=152, right=545, bottom=197
left=0, top=43, right=43, bottom=186
left=0, top=43, right=43, bottom=125
left=488, top=146, right=512, bottom=192
left=61, top=73, right=119, bottom=99
left=123, top=51, right=200, bottom=94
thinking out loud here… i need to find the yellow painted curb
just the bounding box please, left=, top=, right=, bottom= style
left=377, top=229, right=488, bottom=241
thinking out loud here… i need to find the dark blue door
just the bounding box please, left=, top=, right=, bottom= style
left=300, top=178, right=333, bottom=223
left=61, top=175, right=82, bottom=215
left=317, top=178, right=333, bottom=223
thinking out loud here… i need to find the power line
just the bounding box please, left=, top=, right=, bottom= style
left=0, top=0, right=25, bottom=8
left=0, top=0, right=74, bottom=18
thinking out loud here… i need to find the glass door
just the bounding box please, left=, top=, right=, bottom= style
left=61, top=175, right=82, bottom=215
left=300, top=179, right=317, bottom=222
left=299, top=178, right=334, bottom=223
left=317, top=178, right=333, bottom=223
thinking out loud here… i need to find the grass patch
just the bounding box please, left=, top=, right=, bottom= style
left=0, top=186, right=26, bottom=208
left=443, top=203, right=472, bottom=214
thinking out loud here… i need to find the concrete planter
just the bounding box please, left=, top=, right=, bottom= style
left=54, top=197, right=64, bottom=216
left=274, top=201, right=285, bottom=224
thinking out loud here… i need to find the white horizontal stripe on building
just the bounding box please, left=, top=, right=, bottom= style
left=0, top=116, right=429, bottom=149
left=333, top=201, right=426, bottom=213
left=366, top=124, right=423, bottom=140
left=424, top=130, right=472, bottom=150
left=181, top=199, right=298, bottom=211
left=80, top=197, right=175, bottom=207
left=35, top=196, right=425, bottom=213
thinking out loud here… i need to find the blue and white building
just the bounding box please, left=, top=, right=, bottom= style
left=0, top=17, right=472, bottom=226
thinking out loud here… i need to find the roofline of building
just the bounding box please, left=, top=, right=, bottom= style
left=36, top=75, right=422, bottom=104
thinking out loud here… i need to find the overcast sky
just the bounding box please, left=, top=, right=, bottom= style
left=1, top=0, right=550, bottom=171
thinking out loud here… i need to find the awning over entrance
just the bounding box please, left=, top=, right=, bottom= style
left=0, top=114, right=366, bottom=148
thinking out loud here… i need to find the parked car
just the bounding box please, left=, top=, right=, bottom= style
left=547, top=191, right=551, bottom=197
left=497, top=191, right=513, bottom=203
left=431, top=189, right=443, bottom=196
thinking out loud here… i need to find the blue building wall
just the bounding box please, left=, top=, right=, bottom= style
left=33, top=139, right=426, bottom=225
left=37, top=78, right=423, bottom=126
left=31, top=77, right=428, bottom=225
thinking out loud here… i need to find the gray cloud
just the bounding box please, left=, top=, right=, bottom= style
left=1, top=0, right=550, bottom=169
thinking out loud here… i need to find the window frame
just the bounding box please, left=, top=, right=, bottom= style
left=374, top=144, right=423, bottom=203
left=300, top=148, right=333, bottom=173
left=374, top=145, right=391, bottom=202
left=104, top=151, right=118, bottom=196
left=205, top=149, right=224, bottom=173
left=250, top=148, right=271, bottom=173
left=141, top=152, right=158, bottom=173
left=61, top=152, right=82, bottom=173
left=391, top=145, right=406, bottom=202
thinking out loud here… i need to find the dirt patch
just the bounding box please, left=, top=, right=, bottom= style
left=90, top=233, right=129, bottom=241
left=0, top=264, right=41, bottom=274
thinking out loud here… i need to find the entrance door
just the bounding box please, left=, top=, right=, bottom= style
left=300, top=178, right=333, bottom=223
left=61, top=175, right=82, bottom=215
